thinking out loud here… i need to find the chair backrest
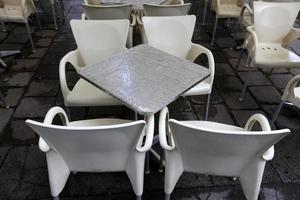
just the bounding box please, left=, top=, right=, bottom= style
left=84, top=0, right=101, bottom=5
left=70, top=19, right=129, bottom=66
left=143, top=3, right=191, bottom=16
left=82, top=4, right=132, bottom=20
left=168, top=119, right=290, bottom=176
left=254, top=1, right=300, bottom=43
left=142, top=15, right=195, bottom=59
left=26, top=119, right=145, bottom=171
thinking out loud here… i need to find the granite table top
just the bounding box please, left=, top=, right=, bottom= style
left=79, top=44, right=210, bottom=115
left=100, top=0, right=166, bottom=10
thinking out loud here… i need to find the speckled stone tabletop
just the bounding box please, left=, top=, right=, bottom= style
left=79, top=44, right=210, bottom=114
left=100, top=0, right=166, bottom=9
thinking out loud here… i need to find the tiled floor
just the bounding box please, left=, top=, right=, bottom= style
left=1, top=0, right=300, bottom=199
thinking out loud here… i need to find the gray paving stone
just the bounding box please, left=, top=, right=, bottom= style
left=270, top=74, right=294, bottom=90
left=0, top=32, right=8, bottom=41
left=4, top=34, right=29, bottom=44
left=0, top=108, right=13, bottom=133
left=25, top=80, right=59, bottom=97
left=8, top=120, right=37, bottom=142
left=0, top=88, right=24, bottom=107
left=215, top=76, right=244, bottom=92
left=36, top=64, right=59, bottom=79
left=223, top=92, right=259, bottom=110
left=34, top=30, right=57, bottom=38
left=27, top=48, right=48, bottom=58
left=215, top=63, right=235, bottom=76
left=168, top=97, right=192, bottom=113
left=169, top=112, right=197, bottom=120
left=249, top=86, right=281, bottom=104
left=9, top=59, right=40, bottom=72
left=0, top=43, right=23, bottom=51
left=35, top=38, right=52, bottom=47
left=228, top=57, right=251, bottom=72
left=211, top=49, right=227, bottom=63
left=13, top=26, right=35, bottom=34
left=190, top=88, right=223, bottom=104
left=223, top=48, right=243, bottom=58
left=238, top=71, right=272, bottom=86
left=41, top=52, right=66, bottom=65
left=0, top=146, right=10, bottom=166
left=0, top=72, right=33, bottom=87
left=195, top=104, right=235, bottom=125
left=14, top=97, right=55, bottom=118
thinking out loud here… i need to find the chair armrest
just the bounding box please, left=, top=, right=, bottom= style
left=130, top=13, right=137, bottom=27
left=59, top=50, right=82, bottom=100
left=244, top=114, right=274, bottom=161
left=246, top=25, right=258, bottom=59
left=39, top=106, right=70, bottom=152
left=136, top=113, right=154, bottom=152
left=187, top=43, right=215, bottom=88
left=136, top=11, right=143, bottom=25
left=240, top=3, right=253, bottom=24
left=159, top=107, right=175, bottom=151
left=283, top=28, right=300, bottom=47
left=282, top=74, right=300, bottom=103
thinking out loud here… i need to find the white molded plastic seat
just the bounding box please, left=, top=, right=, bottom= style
left=142, top=15, right=215, bottom=120
left=26, top=106, right=154, bottom=200
left=238, top=1, right=300, bottom=100
left=159, top=107, right=290, bottom=200
left=81, top=3, right=135, bottom=48
left=0, top=0, right=41, bottom=51
left=60, top=19, right=129, bottom=107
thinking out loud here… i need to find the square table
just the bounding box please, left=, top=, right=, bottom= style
left=79, top=44, right=210, bottom=115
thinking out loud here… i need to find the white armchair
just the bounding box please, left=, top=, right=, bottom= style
left=0, top=0, right=41, bottom=52
left=159, top=106, right=290, bottom=200
left=209, top=0, right=243, bottom=45
left=142, top=15, right=215, bottom=120
left=271, top=75, right=300, bottom=126
left=81, top=3, right=136, bottom=48
left=238, top=1, right=300, bottom=101
left=26, top=106, right=154, bottom=200
left=59, top=19, right=129, bottom=108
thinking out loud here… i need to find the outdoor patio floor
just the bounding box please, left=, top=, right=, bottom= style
left=1, top=0, right=300, bottom=199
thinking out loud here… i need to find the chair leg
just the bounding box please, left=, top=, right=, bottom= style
left=202, top=0, right=208, bottom=25
left=165, top=193, right=171, bottom=200
left=271, top=101, right=284, bottom=127
left=35, top=12, right=43, bottom=37
left=52, top=2, right=58, bottom=30
left=236, top=49, right=245, bottom=71
left=136, top=195, right=142, bottom=200
left=25, top=22, right=36, bottom=52
left=145, top=152, right=150, bottom=174
left=1, top=22, right=6, bottom=32
left=58, top=0, right=65, bottom=20
left=0, top=58, right=7, bottom=68
left=211, top=17, right=218, bottom=45
left=239, top=69, right=252, bottom=102
left=204, top=93, right=211, bottom=120
left=53, top=196, right=59, bottom=200
left=158, top=151, right=164, bottom=173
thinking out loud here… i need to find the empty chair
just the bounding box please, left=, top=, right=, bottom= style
left=143, top=3, right=191, bottom=16
left=159, top=107, right=290, bottom=200
left=26, top=106, right=154, bottom=200
left=59, top=20, right=129, bottom=108
left=208, top=0, right=243, bottom=45
left=82, top=3, right=135, bottom=47
left=0, top=0, right=41, bottom=52
left=271, top=75, right=300, bottom=126
left=142, top=15, right=215, bottom=120
left=237, top=1, right=300, bottom=101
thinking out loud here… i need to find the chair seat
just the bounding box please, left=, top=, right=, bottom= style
left=0, top=6, right=30, bottom=23
left=217, top=5, right=242, bottom=18
left=66, top=79, right=121, bottom=106
left=182, top=78, right=211, bottom=96
left=255, top=43, right=300, bottom=68
left=69, top=118, right=132, bottom=127
left=181, top=120, right=244, bottom=131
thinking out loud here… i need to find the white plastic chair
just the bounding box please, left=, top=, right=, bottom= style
left=26, top=106, right=154, bottom=200
left=59, top=20, right=129, bottom=108
left=238, top=1, right=300, bottom=101
left=142, top=15, right=215, bottom=120
left=0, top=0, right=41, bottom=52
left=81, top=3, right=136, bottom=48
left=208, top=0, right=243, bottom=45
left=271, top=75, right=300, bottom=126
left=159, top=107, right=290, bottom=200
